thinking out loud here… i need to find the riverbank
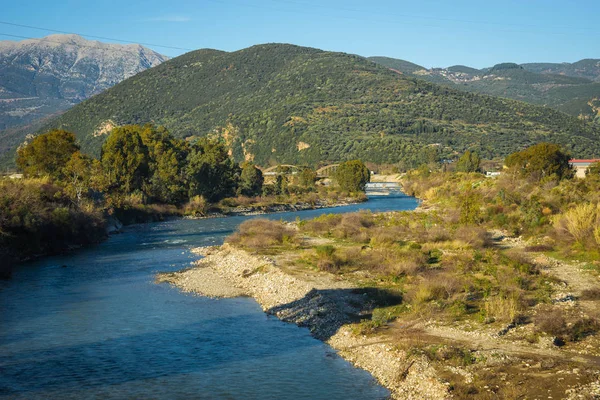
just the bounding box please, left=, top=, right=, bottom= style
left=184, top=198, right=366, bottom=220
left=157, top=244, right=448, bottom=399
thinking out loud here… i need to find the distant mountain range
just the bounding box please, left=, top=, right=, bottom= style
left=368, top=57, right=600, bottom=124
left=36, top=43, right=600, bottom=166
left=0, top=34, right=167, bottom=162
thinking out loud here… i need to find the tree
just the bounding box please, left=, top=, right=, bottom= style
left=505, top=143, right=573, bottom=181
left=238, top=162, right=264, bottom=196
left=334, top=160, right=370, bottom=192
left=139, top=125, right=189, bottom=204
left=62, top=152, right=102, bottom=206
left=16, top=130, right=80, bottom=179
left=297, top=167, right=317, bottom=189
left=186, top=138, right=240, bottom=202
left=101, top=125, right=150, bottom=194
left=455, top=150, right=481, bottom=173
left=274, top=174, right=289, bottom=195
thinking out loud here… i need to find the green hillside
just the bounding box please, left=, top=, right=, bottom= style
left=372, top=56, right=600, bottom=123
left=38, top=44, right=600, bottom=166
left=522, top=59, right=600, bottom=82
left=366, top=56, right=425, bottom=74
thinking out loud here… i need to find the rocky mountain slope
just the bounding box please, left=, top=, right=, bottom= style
left=369, top=57, right=600, bottom=124
left=38, top=43, right=600, bottom=166
left=0, top=34, right=167, bottom=161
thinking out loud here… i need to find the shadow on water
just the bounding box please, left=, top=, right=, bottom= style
left=266, top=287, right=404, bottom=341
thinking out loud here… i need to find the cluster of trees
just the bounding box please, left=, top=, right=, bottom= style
left=17, top=125, right=268, bottom=206
left=15, top=124, right=374, bottom=214
left=504, top=142, right=574, bottom=181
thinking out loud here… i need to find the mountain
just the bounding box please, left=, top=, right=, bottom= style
left=38, top=44, right=600, bottom=167
left=366, top=57, right=424, bottom=74
left=370, top=57, right=600, bottom=124
left=522, top=59, right=600, bottom=82
left=0, top=34, right=167, bottom=162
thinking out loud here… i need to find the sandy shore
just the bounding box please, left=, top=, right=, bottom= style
left=156, top=244, right=449, bottom=399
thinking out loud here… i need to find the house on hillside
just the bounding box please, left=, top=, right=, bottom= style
left=570, top=159, right=600, bottom=178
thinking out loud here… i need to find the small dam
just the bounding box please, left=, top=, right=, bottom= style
left=365, top=182, right=403, bottom=196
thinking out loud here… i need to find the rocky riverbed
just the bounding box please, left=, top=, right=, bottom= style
left=156, top=244, right=449, bottom=399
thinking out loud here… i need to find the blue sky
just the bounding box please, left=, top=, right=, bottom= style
left=1, top=0, right=598, bottom=68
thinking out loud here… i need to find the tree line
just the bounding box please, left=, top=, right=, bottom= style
left=17, top=124, right=371, bottom=208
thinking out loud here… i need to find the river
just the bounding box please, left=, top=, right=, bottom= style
left=0, top=194, right=418, bottom=399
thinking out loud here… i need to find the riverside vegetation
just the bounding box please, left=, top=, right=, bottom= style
left=217, top=143, right=600, bottom=398
left=0, top=124, right=369, bottom=271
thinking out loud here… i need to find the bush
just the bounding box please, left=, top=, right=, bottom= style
left=534, top=308, right=567, bottom=336
left=0, top=179, right=106, bottom=261
left=555, top=202, right=599, bottom=247
left=226, top=219, right=296, bottom=249
left=183, top=195, right=208, bottom=216
left=569, top=318, right=600, bottom=341
left=482, top=293, right=522, bottom=323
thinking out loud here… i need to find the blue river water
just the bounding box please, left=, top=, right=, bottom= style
left=0, top=194, right=418, bottom=399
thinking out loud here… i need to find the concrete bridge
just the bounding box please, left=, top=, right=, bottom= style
left=261, top=164, right=341, bottom=178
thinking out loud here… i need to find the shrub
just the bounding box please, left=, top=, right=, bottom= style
left=569, top=318, right=600, bottom=341
left=226, top=219, right=296, bottom=249
left=534, top=308, right=567, bottom=336
left=183, top=195, right=208, bottom=216
left=483, top=293, right=521, bottom=323
left=555, top=202, right=599, bottom=247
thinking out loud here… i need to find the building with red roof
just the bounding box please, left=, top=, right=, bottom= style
left=570, top=159, right=600, bottom=178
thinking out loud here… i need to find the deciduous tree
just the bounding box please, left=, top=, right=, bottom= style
left=101, top=125, right=150, bottom=194
left=16, top=130, right=80, bottom=179
left=334, top=160, right=370, bottom=192
left=505, top=143, right=573, bottom=181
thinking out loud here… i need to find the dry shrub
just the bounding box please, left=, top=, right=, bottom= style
left=369, top=226, right=405, bottom=245
left=332, top=211, right=374, bottom=242
left=524, top=244, right=554, bottom=252
left=554, top=202, right=599, bottom=246
left=376, top=248, right=428, bottom=276
left=483, top=293, right=521, bottom=323
left=569, top=318, right=600, bottom=341
left=581, top=288, right=600, bottom=300
left=409, top=275, right=459, bottom=305
left=534, top=307, right=567, bottom=336
left=440, top=251, right=475, bottom=273
left=183, top=195, right=208, bottom=216
left=504, top=249, right=539, bottom=275
left=300, top=214, right=342, bottom=235
left=226, top=219, right=296, bottom=249
left=454, top=226, right=491, bottom=248
left=426, top=225, right=451, bottom=242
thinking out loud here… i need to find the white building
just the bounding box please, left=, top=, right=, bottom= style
left=570, top=159, right=600, bottom=178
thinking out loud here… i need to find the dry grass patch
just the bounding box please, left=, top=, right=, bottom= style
left=226, top=219, right=297, bottom=250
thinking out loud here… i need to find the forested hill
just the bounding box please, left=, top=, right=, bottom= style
left=370, top=56, right=600, bottom=124
left=39, top=43, right=600, bottom=166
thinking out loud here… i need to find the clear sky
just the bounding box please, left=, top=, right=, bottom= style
left=1, top=0, right=598, bottom=68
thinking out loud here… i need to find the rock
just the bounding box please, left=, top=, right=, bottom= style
left=105, top=215, right=123, bottom=235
